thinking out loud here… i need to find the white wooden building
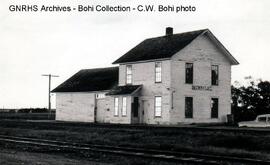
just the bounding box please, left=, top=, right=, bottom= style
left=52, top=28, right=239, bottom=124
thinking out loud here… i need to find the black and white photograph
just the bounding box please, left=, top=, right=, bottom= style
left=0, top=0, right=270, bottom=164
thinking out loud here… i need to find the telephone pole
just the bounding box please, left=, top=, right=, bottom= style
left=42, top=74, right=59, bottom=116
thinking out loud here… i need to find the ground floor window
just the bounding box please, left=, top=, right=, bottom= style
left=122, top=97, right=127, bottom=116
left=185, top=97, right=193, bottom=118
left=114, top=97, right=119, bottom=116
left=211, top=98, right=218, bottom=118
left=154, top=96, right=162, bottom=117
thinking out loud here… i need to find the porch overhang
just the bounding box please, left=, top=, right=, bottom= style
left=106, top=85, right=142, bottom=96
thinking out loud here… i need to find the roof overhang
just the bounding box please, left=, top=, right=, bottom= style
left=203, top=29, right=239, bottom=65
left=115, top=58, right=171, bottom=65
left=106, top=85, right=142, bottom=96
left=52, top=90, right=111, bottom=94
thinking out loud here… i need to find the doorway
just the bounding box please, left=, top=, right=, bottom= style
left=131, top=97, right=139, bottom=123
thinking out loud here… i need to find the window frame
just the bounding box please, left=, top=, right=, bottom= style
left=155, top=62, right=162, bottom=83
left=185, top=97, right=193, bottom=118
left=122, top=97, right=127, bottom=116
left=258, top=117, right=267, bottom=122
left=114, top=97, right=119, bottom=116
left=211, top=98, right=219, bottom=118
left=211, top=65, right=219, bottom=86
left=185, top=63, right=193, bottom=84
left=154, top=96, right=162, bottom=117
left=126, top=65, right=132, bottom=84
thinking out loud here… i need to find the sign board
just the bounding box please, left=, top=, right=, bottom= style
left=192, top=85, right=212, bottom=91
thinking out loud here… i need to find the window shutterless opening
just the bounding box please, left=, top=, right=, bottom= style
left=155, top=62, right=162, bottom=83
left=122, top=97, right=127, bottom=116
left=126, top=65, right=132, bottom=84
left=154, top=96, right=162, bottom=117
left=185, top=63, right=193, bottom=84
left=185, top=97, right=193, bottom=118
left=211, top=65, right=219, bottom=85
left=258, top=117, right=267, bottom=122
left=211, top=98, right=218, bottom=118
left=114, top=97, right=119, bottom=116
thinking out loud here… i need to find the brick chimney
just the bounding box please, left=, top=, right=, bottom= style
left=166, top=27, right=173, bottom=36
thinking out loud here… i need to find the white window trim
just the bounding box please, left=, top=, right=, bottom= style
left=122, top=97, right=127, bottom=116
left=155, top=62, right=162, bottom=83
left=126, top=65, right=132, bottom=84
left=114, top=97, right=119, bottom=116
left=211, top=65, right=219, bottom=86
left=154, top=96, right=162, bottom=117
left=185, top=63, right=193, bottom=84
left=185, top=96, right=193, bottom=118
left=211, top=97, right=219, bottom=118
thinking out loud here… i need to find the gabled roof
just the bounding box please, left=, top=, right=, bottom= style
left=106, top=85, right=142, bottom=95
left=204, top=30, right=239, bottom=65
left=113, top=29, right=206, bottom=64
left=113, top=29, right=239, bottom=65
left=52, top=67, right=118, bottom=92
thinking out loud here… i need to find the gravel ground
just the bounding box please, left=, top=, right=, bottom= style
left=0, top=120, right=270, bottom=164
left=0, top=141, right=183, bottom=165
left=0, top=148, right=108, bottom=165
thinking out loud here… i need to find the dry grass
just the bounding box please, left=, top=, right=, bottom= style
left=0, top=113, right=55, bottom=120
left=0, top=120, right=270, bottom=161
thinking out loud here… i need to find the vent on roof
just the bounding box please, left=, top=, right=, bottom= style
left=166, top=27, right=173, bottom=36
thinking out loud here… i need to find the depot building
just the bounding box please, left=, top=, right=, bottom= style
left=52, top=27, right=239, bottom=125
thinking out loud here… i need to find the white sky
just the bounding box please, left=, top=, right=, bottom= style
left=0, top=0, right=269, bottom=108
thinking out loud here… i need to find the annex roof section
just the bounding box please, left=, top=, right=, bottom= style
left=112, top=29, right=206, bottom=64
left=106, top=85, right=142, bottom=95
left=52, top=67, right=119, bottom=92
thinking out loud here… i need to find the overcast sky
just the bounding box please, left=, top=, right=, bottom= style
left=0, top=0, right=269, bottom=108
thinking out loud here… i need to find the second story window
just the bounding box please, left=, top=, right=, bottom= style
left=155, top=62, right=162, bottom=83
left=211, top=65, right=219, bottom=85
left=185, top=63, right=193, bottom=84
left=126, top=65, right=132, bottom=84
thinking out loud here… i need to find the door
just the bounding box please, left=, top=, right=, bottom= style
left=131, top=97, right=139, bottom=123
left=96, top=99, right=106, bottom=123
left=133, top=97, right=139, bottom=117
left=140, top=100, right=145, bottom=124
left=141, top=100, right=149, bottom=124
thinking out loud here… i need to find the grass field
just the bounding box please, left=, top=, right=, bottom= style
left=0, top=120, right=270, bottom=162
left=0, top=112, right=55, bottom=120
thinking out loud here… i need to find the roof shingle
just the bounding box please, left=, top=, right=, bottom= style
left=52, top=67, right=118, bottom=92
left=113, top=29, right=206, bottom=64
